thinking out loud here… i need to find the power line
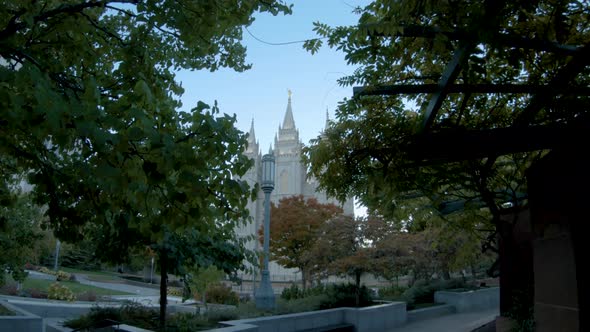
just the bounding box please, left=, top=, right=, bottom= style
left=244, top=26, right=324, bottom=46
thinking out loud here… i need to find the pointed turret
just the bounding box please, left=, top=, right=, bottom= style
left=275, top=90, right=301, bottom=156
left=282, top=90, right=295, bottom=130
left=248, top=118, right=256, bottom=143
left=245, top=118, right=259, bottom=154
left=324, top=108, right=330, bottom=130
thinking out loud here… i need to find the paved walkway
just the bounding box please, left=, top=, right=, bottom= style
left=73, top=273, right=160, bottom=297
left=28, top=271, right=497, bottom=331
left=389, top=309, right=498, bottom=332
left=27, top=270, right=192, bottom=305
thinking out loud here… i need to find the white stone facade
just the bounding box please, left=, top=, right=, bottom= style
left=237, top=95, right=354, bottom=282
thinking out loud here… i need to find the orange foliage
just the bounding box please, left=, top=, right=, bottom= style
left=259, top=195, right=342, bottom=288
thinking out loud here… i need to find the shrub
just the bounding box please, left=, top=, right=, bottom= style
left=24, top=262, right=38, bottom=271
left=1, top=283, right=19, bottom=296
left=277, top=294, right=328, bottom=314
left=65, top=306, right=122, bottom=330
left=56, top=270, right=72, bottom=281
left=0, top=303, right=15, bottom=316
left=206, top=308, right=239, bottom=322
left=281, top=283, right=304, bottom=300
left=29, top=288, right=47, bottom=299
left=65, top=303, right=160, bottom=331
left=167, top=287, right=183, bottom=297
left=48, top=282, right=76, bottom=302
left=119, top=302, right=159, bottom=327
left=167, top=312, right=212, bottom=331
left=378, top=285, right=407, bottom=300
left=38, top=267, right=55, bottom=276
left=60, top=247, right=100, bottom=271
left=168, top=279, right=183, bottom=288
left=206, top=283, right=239, bottom=305
left=402, top=278, right=468, bottom=308
left=77, top=291, right=97, bottom=302
left=319, top=283, right=373, bottom=309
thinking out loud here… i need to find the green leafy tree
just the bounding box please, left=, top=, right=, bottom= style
left=0, top=193, right=44, bottom=285
left=308, top=215, right=379, bottom=306
left=302, top=0, right=589, bottom=314
left=184, top=265, right=225, bottom=312
left=263, top=195, right=342, bottom=289
left=0, top=0, right=291, bottom=325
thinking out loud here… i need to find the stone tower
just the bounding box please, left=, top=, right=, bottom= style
left=237, top=93, right=354, bottom=282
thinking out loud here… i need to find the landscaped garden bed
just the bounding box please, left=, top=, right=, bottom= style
left=0, top=275, right=132, bottom=302
left=65, top=282, right=389, bottom=331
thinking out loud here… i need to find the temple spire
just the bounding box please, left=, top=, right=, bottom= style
left=324, top=108, right=329, bottom=130
left=282, top=89, right=295, bottom=130
left=246, top=118, right=257, bottom=153
left=248, top=118, right=256, bottom=143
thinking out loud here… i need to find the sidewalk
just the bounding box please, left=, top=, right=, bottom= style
left=389, top=309, right=498, bottom=332
left=27, top=270, right=192, bottom=305
left=74, top=273, right=160, bottom=297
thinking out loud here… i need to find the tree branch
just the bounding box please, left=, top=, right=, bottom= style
left=0, top=0, right=138, bottom=41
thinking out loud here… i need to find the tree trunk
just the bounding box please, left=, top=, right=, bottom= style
left=355, top=271, right=361, bottom=307
left=301, top=268, right=307, bottom=290
left=442, top=268, right=451, bottom=280
left=159, top=250, right=168, bottom=329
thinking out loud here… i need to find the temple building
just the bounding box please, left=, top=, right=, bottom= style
left=237, top=92, right=354, bottom=281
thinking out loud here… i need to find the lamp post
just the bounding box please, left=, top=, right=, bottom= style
left=255, top=153, right=276, bottom=310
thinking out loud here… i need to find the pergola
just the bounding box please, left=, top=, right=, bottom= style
left=351, top=4, right=590, bottom=331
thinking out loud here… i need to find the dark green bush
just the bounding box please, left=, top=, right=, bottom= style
left=77, top=291, right=97, bottom=302
left=277, top=294, right=328, bottom=314
left=402, top=278, right=468, bottom=308
left=281, top=283, right=372, bottom=309
left=319, top=283, right=373, bottom=309
left=60, top=247, right=100, bottom=271
left=281, top=283, right=304, bottom=300
left=65, top=303, right=159, bottom=330
left=206, top=308, right=239, bottom=322
left=206, top=283, right=239, bottom=305
left=166, top=312, right=213, bottom=331
left=378, top=285, right=407, bottom=300
left=65, top=306, right=122, bottom=330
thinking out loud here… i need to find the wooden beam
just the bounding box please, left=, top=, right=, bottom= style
left=421, top=43, right=472, bottom=132
left=514, top=42, right=590, bottom=127
left=354, top=84, right=590, bottom=96
left=408, top=121, right=590, bottom=164
left=364, top=23, right=580, bottom=55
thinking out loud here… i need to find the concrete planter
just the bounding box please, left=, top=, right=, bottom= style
left=407, top=304, right=455, bottom=322
left=434, top=287, right=499, bottom=313
left=212, top=302, right=407, bottom=332
left=0, top=300, right=44, bottom=332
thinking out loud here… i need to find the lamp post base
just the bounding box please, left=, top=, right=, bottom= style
left=255, top=270, right=275, bottom=310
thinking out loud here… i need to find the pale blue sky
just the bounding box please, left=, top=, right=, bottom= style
left=176, top=0, right=369, bottom=151
left=176, top=1, right=370, bottom=216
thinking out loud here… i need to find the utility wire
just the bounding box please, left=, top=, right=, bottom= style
left=244, top=26, right=324, bottom=46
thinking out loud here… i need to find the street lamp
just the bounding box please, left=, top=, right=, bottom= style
left=255, top=152, right=276, bottom=310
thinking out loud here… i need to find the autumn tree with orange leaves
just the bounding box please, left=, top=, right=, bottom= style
left=261, top=195, right=342, bottom=289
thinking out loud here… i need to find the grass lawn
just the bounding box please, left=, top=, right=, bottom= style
left=59, top=267, right=124, bottom=283
left=22, top=279, right=132, bottom=296
left=60, top=267, right=119, bottom=277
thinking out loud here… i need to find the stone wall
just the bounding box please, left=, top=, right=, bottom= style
left=211, top=302, right=407, bottom=332
left=0, top=300, right=44, bottom=332
left=434, top=287, right=499, bottom=313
